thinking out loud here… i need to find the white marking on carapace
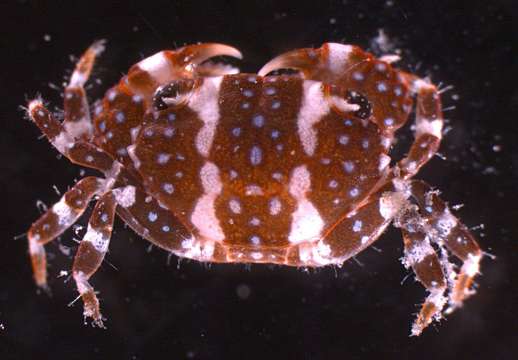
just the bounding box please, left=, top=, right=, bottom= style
left=269, top=197, right=282, bottom=215
left=288, top=165, right=325, bottom=244
left=298, top=241, right=336, bottom=265
left=190, top=77, right=223, bottom=157
left=296, top=81, right=330, bottom=156
left=326, top=43, right=353, bottom=75
left=83, top=225, right=110, bottom=253
left=191, top=162, right=225, bottom=241
left=136, top=51, right=172, bottom=84
left=245, top=185, right=264, bottom=196
left=180, top=237, right=216, bottom=260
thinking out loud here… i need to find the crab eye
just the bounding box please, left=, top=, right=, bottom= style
left=345, top=90, right=372, bottom=119
left=153, top=79, right=194, bottom=110
left=327, top=85, right=372, bottom=119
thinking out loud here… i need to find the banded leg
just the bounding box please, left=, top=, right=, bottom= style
left=401, top=229, right=447, bottom=336
left=27, top=101, right=117, bottom=174
left=409, top=180, right=482, bottom=308
left=28, top=177, right=105, bottom=288
left=398, top=75, right=444, bottom=178
left=63, top=40, right=106, bottom=139
left=72, top=191, right=117, bottom=327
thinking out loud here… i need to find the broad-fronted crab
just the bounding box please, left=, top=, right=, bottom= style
left=26, top=41, right=482, bottom=335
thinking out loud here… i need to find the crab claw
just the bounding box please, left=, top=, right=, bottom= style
left=258, top=43, right=358, bottom=82
left=258, top=47, right=321, bottom=77
left=127, top=43, right=242, bottom=97
left=176, top=43, right=242, bottom=77
left=173, top=43, right=243, bottom=71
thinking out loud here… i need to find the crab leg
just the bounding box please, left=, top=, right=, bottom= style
left=28, top=177, right=106, bottom=288
left=72, top=190, right=118, bottom=327
left=397, top=76, right=443, bottom=178
left=28, top=100, right=118, bottom=174
left=401, top=229, right=447, bottom=336
left=126, top=43, right=242, bottom=98
left=409, top=180, right=482, bottom=309
left=63, top=40, right=106, bottom=140
left=288, top=179, right=446, bottom=335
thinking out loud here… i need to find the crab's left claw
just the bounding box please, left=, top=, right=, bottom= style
left=258, top=47, right=322, bottom=77
left=260, top=43, right=414, bottom=131
left=259, top=43, right=362, bottom=82
left=259, top=44, right=365, bottom=115
left=127, top=43, right=242, bottom=98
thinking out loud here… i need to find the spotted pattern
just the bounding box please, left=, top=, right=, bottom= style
left=130, top=73, right=391, bottom=252
left=28, top=42, right=483, bottom=337
left=93, top=80, right=145, bottom=168
left=212, top=75, right=302, bottom=247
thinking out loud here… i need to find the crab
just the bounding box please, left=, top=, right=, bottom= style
left=26, top=41, right=482, bottom=336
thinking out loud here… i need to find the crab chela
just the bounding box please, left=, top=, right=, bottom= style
left=25, top=41, right=482, bottom=336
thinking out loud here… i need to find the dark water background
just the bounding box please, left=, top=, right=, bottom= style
left=1, top=0, right=517, bottom=359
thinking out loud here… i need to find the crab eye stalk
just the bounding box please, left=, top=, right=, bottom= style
left=346, top=91, right=372, bottom=119
left=153, top=79, right=195, bottom=110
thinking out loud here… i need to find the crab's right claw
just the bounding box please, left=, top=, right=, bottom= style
left=173, top=43, right=242, bottom=70
left=127, top=43, right=242, bottom=97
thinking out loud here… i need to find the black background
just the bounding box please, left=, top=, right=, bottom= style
left=1, top=0, right=517, bottom=359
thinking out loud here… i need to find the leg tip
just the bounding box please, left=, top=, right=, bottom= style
left=410, top=324, right=423, bottom=337
left=35, top=282, right=52, bottom=297
left=79, top=288, right=106, bottom=329
left=85, top=312, right=106, bottom=329
left=90, top=39, right=107, bottom=56
left=27, top=99, right=44, bottom=115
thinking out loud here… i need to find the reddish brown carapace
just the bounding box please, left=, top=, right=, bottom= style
left=26, top=41, right=482, bottom=336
